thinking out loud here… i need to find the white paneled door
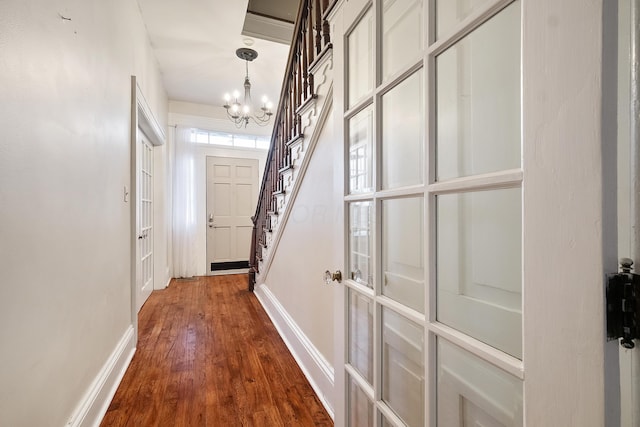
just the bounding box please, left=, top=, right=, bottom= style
left=206, top=157, right=258, bottom=273
left=331, top=0, right=620, bottom=425
left=136, top=130, right=154, bottom=312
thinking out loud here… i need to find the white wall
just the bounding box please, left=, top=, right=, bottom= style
left=169, top=103, right=268, bottom=276
left=0, top=1, right=168, bottom=426
left=262, top=112, right=337, bottom=372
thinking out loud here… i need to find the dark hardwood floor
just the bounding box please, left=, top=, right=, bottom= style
left=100, top=275, right=333, bottom=427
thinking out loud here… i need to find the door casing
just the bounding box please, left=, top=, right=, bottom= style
left=130, top=76, right=165, bottom=339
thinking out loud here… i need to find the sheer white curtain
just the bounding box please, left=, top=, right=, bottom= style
left=172, top=126, right=198, bottom=277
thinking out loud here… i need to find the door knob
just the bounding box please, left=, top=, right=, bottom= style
left=324, top=270, right=342, bottom=284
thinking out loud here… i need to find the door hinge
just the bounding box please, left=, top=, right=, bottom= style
left=606, top=258, right=640, bottom=348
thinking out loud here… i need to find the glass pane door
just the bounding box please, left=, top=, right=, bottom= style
left=339, top=0, right=620, bottom=424
left=343, top=0, right=523, bottom=426
left=430, top=1, right=524, bottom=425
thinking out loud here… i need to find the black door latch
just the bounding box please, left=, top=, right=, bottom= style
left=606, top=258, right=640, bottom=349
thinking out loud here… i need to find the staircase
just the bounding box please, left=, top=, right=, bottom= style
left=249, top=0, right=336, bottom=291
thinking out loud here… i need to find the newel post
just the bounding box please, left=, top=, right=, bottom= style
left=248, top=215, right=258, bottom=291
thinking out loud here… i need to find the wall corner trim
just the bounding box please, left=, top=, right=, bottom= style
left=66, top=326, right=136, bottom=427
left=254, top=284, right=335, bottom=419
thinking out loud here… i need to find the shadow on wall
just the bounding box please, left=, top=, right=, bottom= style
left=289, top=204, right=341, bottom=225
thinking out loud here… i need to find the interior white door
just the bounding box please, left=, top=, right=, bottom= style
left=136, top=130, right=154, bottom=312
left=206, top=156, right=258, bottom=273
left=331, top=0, right=620, bottom=425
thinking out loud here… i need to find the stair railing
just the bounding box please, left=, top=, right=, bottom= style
left=249, top=0, right=335, bottom=291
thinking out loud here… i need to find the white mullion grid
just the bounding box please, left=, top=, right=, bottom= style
left=372, top=0, right=382, bottom=425
left=423, top=1, right=525, bottom=424
left=374, top=0, right=430, bottom=424
left=343, top=19, right=354, bottom=425
left=343, top=4, right=378, bottom=421
left=345, top=192, right=375, bottom=203
left=377, top=295, right=425, bottom=326
left=344, top=279, right=376, bottom=298
left=429, top=169, right=522, bottom=194
left=375, top=184, right=426, bottom=200
left=138, top=137, right=143, bottom=250
left=428, top=321, right=525, bottom=380
left=375, top=58, right=424, bottom=100
left=345, top=96, right=374, bottom=121
left=378, top=402, right=406, bottom=427
left=427, top=0, right=515, bottom=56
left=426, top=179, right=525, bottom=411
left=145, top=142, right=153, bottom=283
left=425, top=194, right=436, bottom=427
left=424, top=3, right=437, bottom=425
left=149, top=144, right=154, bottom=185
left=346, top=363, right=375, bottom=401
left=343, top=0, right=374, bottom=115
left=344, top=284, right=376, bottom=419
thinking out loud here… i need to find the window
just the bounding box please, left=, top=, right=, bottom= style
left=188, top=128, right=269, bottom=150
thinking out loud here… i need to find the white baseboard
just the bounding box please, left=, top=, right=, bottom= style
left=254, top=284, right=335, bottom=419
left=67, top=326, right=136, bottom=427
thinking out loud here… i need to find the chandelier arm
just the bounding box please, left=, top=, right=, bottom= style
left=225, top=108, right=241, bottom=122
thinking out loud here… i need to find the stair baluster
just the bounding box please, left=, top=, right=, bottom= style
left=248, top=0, right=335, bottom=291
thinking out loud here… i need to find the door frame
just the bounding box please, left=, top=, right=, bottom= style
left=130, top=76, right=165, bottom=339
left=328, top=0, right=621, bottom=425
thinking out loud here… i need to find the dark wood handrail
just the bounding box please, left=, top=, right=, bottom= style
left=249, top=0, right=335, bottom=291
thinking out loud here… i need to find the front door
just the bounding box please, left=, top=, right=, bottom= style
left=332, top=0, right=620, bottom=425
left=206, top=156, right=259, bottom=273
left=136, top=130, right=154, bottom=312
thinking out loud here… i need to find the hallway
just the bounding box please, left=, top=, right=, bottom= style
left=100, top=275, right=333, bottom=426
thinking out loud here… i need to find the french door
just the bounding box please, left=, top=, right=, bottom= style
left=332, top=0, right=620, bottom=425
left=136, top=130, right=154, bottom=312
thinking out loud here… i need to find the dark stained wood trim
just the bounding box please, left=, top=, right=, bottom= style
left=210, top=261, right=249, bottom=271
left=250, top=0, right=335, bottom=290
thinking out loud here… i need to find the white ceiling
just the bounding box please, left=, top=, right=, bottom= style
left=136, top=0, right=292, bottom=113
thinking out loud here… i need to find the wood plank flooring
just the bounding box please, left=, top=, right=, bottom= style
left=100, top=275, right=333, bottom=427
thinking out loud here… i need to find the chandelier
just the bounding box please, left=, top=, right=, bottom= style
left=223, top=48, right=274, bottom=128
